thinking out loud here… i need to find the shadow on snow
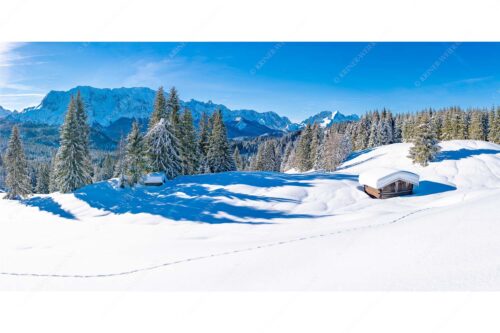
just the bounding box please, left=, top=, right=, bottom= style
left=435, top=149, right=499, bottom=162
left=412, top=180, right=456, bottom=196
left=73, top=172, right=357, bottom=224
left=22, top=197, right=77, bottom=220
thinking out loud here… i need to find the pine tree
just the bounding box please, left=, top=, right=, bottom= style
left=441, top=110, right=454, bottom=140
left=35, top=162, right=51, bottom=194
left=52, top=96, right=93, bottom=193
left=309, top=124, right=321, bottom=165
left=125, top=121, right=146, bottom=186
left=74, top=91, right=93, bottom=182
left=379, top=109, right=394, bottom=145
left=368, top=111, right=381, bottom=147
left=280, top=141, right=295, bottom=172
left=254, top=140, right=281, bottom=171
left=206, top=110, right=235, bottom=173
left=233, top=146, right=244, bottom=170
left=469, top=111, right=486, bottom=140
left=488, top=107, right=500, bottom=144
left=393, top=115, right=403, bottom=143
left=145, top=118, right=181, bottom=179
left=179, top=109, right=200, bottom=175
left=198, top=112, right=211, bottom=173
left=95, top=154, right=115, bottom=182
left=408, top=114, right=441, bottom=166
left=148, top=87, right=168, bottom=129
left=167, top=87, right=181, bottom=139
left=114, top=136, right=127, bottom=188
left=354, top=115, right=370, bottom=150
left=294, top=124, right=313, bottom=172
left=4, top=126, right=31, bottom=199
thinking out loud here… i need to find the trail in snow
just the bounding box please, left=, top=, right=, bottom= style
left=0, top=208, right=430, bottom=279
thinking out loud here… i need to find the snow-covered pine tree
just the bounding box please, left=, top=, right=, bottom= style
left=206, top=110, right=235, bottom=173
left=254, top=140, right=281, bottom=171
left=354, top=115, right=370, bottom=150
left=368, top=111, right=380, bottom=147
left=114, top=136, right=127, bottom=188
left=148, top=87, right=168, bottom=129
left=52, top=96, right=93, bottom=193
left=280, top=141, right=295, bottom=172
left=233, top=146, right=244, bottom=170
left=294, top=124, right=313, bottom=172
left=95, top=153, right=115, bottom=182
left=167, top=87, right=181, bottom=140
left=393, top=114, right=403, bottom=143
left=74, top=91, right=93, bottom=183
left=197, top=112, right=211, bottom=173
left=408, top=114, right=441, bottom=166
left=125, top=121, right=146, bottom=186
left=469, top=111, right=486, bottom=141
left=35, top=162, right=51, bottom=194
left=309, top=124, right=321, bottom=165
left=440, top=110, right=453, bottom=141
left=145, top=118, right=181, bottom=179
left=488, top=107, right=500, bottom=144
left=179, top=109, right=200, bottom=175
left=4, top=126, right=31, bottom=199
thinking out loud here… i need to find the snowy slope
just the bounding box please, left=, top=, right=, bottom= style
left=0, top=140, right=499, bottom=291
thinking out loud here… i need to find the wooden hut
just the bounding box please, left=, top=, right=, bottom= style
left=142, top=172, right=167, bottom=186
left=359, top=168, right=419, bottom=199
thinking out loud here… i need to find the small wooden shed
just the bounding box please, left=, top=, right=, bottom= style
left=359, top=168, right=419, bottom=199
left=143, top=172, right=167, bottom=186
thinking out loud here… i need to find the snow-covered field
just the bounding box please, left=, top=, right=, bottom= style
left=0, top=140, right=499, bottom=290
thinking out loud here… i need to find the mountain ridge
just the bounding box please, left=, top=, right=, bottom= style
left=7, top=86, right=359, bottom=138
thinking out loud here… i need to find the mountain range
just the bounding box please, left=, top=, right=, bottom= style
left=1, top=86, right=358, bottom=143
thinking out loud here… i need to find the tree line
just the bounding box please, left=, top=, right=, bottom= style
left=237, top=106, right=500, bottom=172
left=1, top=87, right=236, bottom=199
left=1, top=93, right=499, bottom=199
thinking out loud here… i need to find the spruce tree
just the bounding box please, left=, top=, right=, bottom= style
left=233, top=146, right=244, bottom=170
left=148, top=87, right=168, bottom=129
left=114, top=136, right=127, bottom=188
left=167, top=87, right=181, bottom=139
left=52, top=97, right=93, bottom=193
left=74, top=91, right=93, bottom=182
left=4, top=126, right=31, bottom=199
left=179, top=109, right=200, bottom=175
left=294, top=124, right=314, bottom=172
left=35, top=162, right=51, bottom=194
left=206, top=110, right=235, bottom=173
left=145, top=118, right=181, bottom=179
left=125, top=121, right=146, bottom=186
left=198, top=112, right=211, bottom=173
left=469, top=111, right=486, bottom=140
left=488, top=107, right=500, bottom=144
left=408, top=114, right=441, bottom=166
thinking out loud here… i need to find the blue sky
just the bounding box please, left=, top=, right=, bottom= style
left=0, top=42, right=498, bottom=121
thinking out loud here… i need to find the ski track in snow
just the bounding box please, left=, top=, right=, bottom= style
left=0, top=208, right=430, bottom=279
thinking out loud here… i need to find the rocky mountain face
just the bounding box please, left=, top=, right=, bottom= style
left=6, top=86, right=359, bottom=144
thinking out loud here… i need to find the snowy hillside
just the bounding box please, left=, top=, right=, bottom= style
left=0, top=140, right=499, bottom=290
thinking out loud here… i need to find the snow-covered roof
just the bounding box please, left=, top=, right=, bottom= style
left=143, top=172, right=167, bottom=184
left=359, top=168, right=419, bottom=189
